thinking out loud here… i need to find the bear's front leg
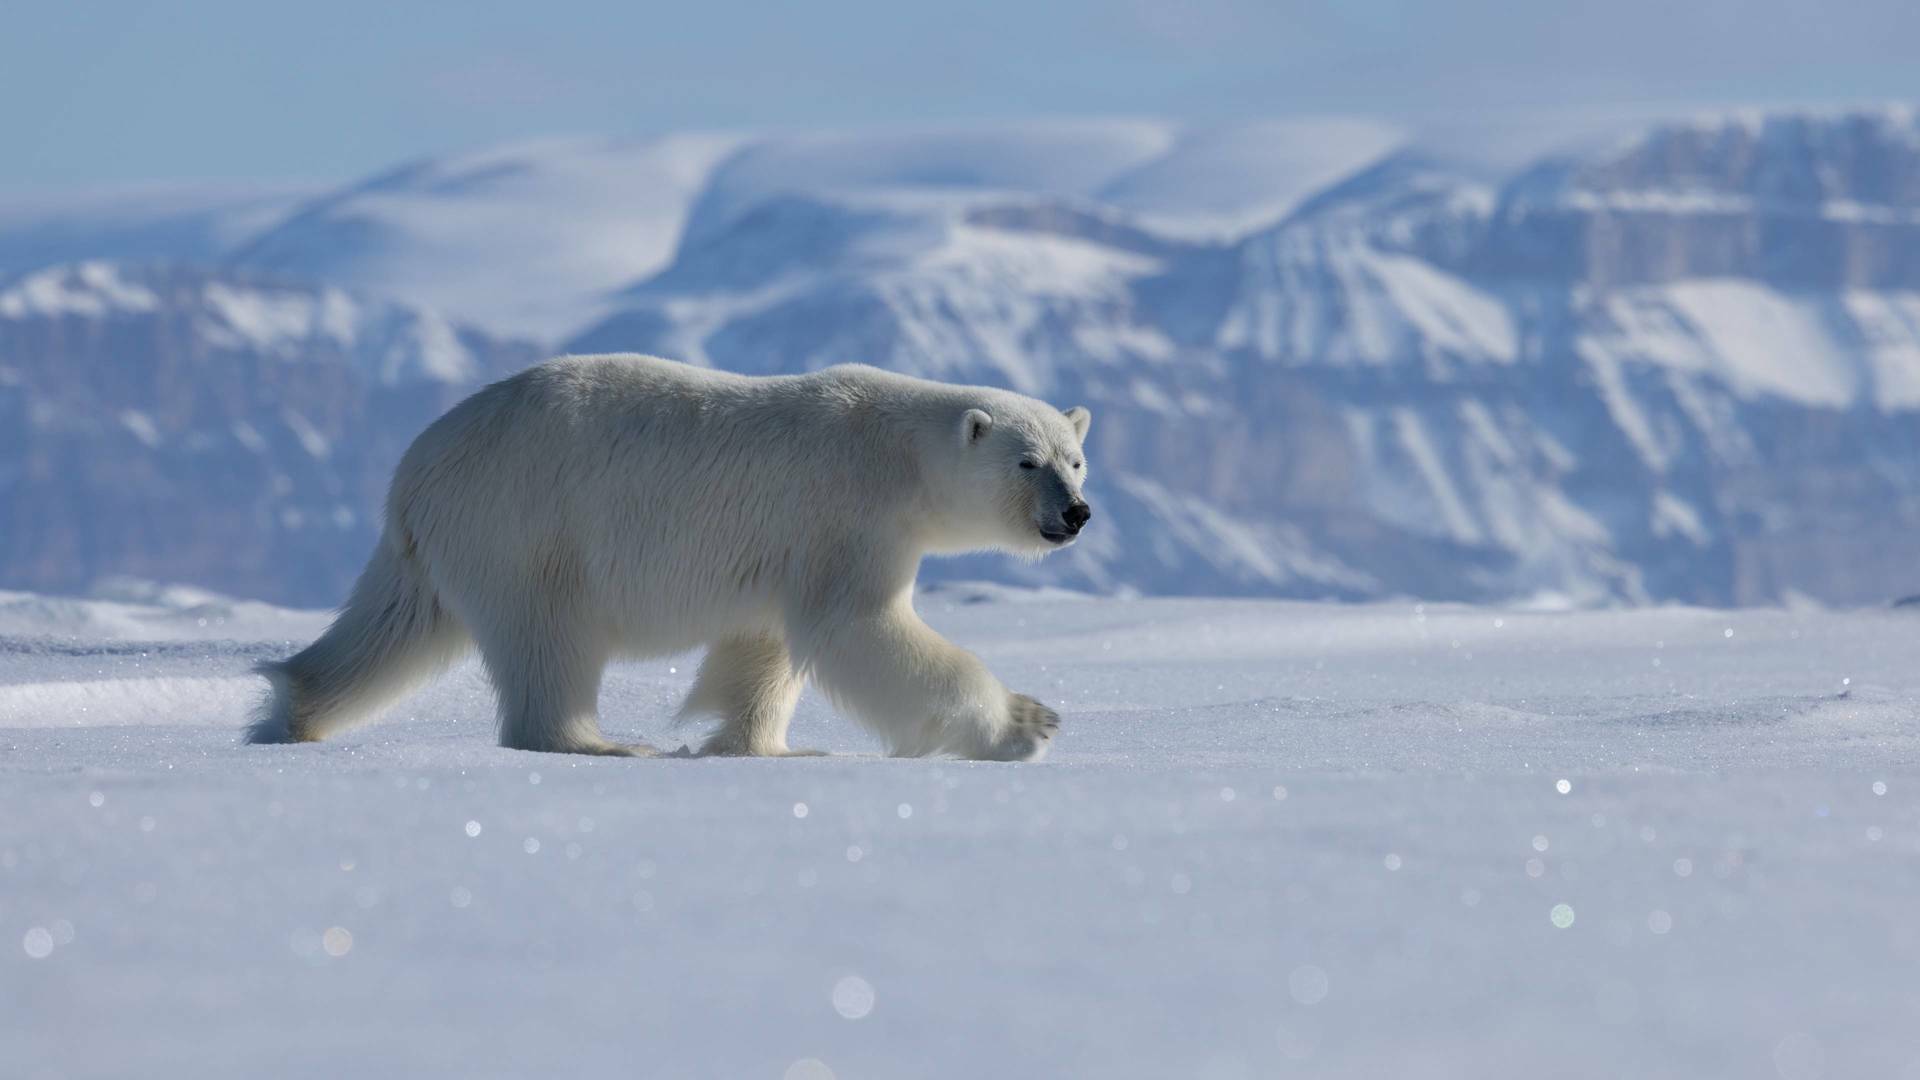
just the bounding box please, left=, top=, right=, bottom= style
left=794, top=598, right=1059, bottom=761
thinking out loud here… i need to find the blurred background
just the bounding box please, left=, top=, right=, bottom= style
left=4, top=0, right=1918, bottom=608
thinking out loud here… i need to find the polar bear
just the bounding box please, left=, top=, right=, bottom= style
left=248, top=354, right=1093, bottom=761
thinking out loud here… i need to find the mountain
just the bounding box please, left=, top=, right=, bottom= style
left=0, top=261, right=541, bottom=605
left=566, top=109, right=1920, bottom=606
left=2, top=109, right=1917, bottom=606
left=0, top=123, right=1400, bottom=342
left=217, top=122, right=1405, bottom=340
left=223, top=134, right=747, bottom=341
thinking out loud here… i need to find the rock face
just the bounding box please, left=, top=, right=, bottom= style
left=0, top=262, right=540, bottom=605
left=4, top=109, right=1919, bottom=606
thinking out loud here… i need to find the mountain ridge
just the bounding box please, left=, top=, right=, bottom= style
left=3, top=107, right=1917, bottom=606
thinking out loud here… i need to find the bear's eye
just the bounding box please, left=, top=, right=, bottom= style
left=1071, top=460, right=1083, bottom=470
left=1019, top=460, right=1039, bottom=470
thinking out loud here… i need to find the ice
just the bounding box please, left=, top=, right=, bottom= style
left=2, top=587, right=1917, bottom=1076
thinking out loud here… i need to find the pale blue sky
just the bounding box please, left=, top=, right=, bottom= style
left=4, top=0, right=1917, bottom=187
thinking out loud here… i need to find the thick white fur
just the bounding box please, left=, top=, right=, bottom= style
left=249, top=354, right=1093, bottom=760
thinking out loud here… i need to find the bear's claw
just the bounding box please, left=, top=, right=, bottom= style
left=986, top=692, right=1059, bottom=761
left=1010, top=694, right=1059, bottom=734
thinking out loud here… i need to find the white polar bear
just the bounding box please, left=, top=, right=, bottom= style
left=248, top=354, right=1093, bottom=761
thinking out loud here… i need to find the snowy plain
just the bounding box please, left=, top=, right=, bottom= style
left=2, top=584, right=1917, bottom=1079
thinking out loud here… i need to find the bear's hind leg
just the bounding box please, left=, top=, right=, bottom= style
left=476, top=614, right=647, bottom=756
left=680, top=632, right=813, bottom=756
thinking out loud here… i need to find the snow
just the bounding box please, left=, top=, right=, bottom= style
left=198, top=281, right=484, bottom=385
left=1840, top=290, right=1920, bottom=410
left=0, top=261, right=160, bottom=319
left=876, top=223, right=1168, bottom=391
left=1219, top=237, right=1516, bottom=368
left=1109, top=477, right=1375, bottom=592
left=1651, top=492, right=1712, bottom=547
left=198, top=281, right=365, bottom=356
left=1659, top=282, right=1860, bottom=407
left=228, top=133, right=747, bottom=340
left=1, top=262, right=493, bottom=388
left=1367, top=251, right=1518, bottom=364
left=1576, top=340, right=1671, bottom=471
left=389, top=310, right=480, bottom=384
left=678, top=121, right=1180, bottom=247
left=1091, top=118, right=1410, bottom=238
left=279, top=409, right=331, bottom=461
left=1391, top=408, right=1482, bottom=545
left=4, top=586, right=1917, bottom=1077
left=801, top=120, right=1417, bottom=246
left=1581, top=281, right=1920, bottom=410
left=117, top=410, right=161, bottom=449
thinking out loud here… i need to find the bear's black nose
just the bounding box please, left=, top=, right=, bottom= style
left=1062, top=501, right=1092, bottom=532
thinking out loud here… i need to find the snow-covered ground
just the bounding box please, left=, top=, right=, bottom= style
left=2, top=585, right=1916, bottom=1079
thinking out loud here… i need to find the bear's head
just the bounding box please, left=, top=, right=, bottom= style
left=929, top=394, right=1093, bottom=557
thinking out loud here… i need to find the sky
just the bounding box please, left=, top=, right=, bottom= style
left=3, top=0, right=1918, bottom=189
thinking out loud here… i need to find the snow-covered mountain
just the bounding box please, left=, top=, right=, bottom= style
left=222, top=134, right=746, bottom=341
left=213, top=121, right=1403, bottom=340
left=0, top=261, right=540, bottom=604
left=567, top=109, right=1920, bottom=606
left=3, top=109, right=1916, bottom=606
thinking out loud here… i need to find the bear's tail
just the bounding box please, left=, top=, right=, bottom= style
left=247, top=532, right=471, bottom=745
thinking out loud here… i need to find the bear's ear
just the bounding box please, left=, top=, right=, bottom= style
left=960, top=408, right=994, bottom=446
left=1063, top=405, right=1092, bottom=441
